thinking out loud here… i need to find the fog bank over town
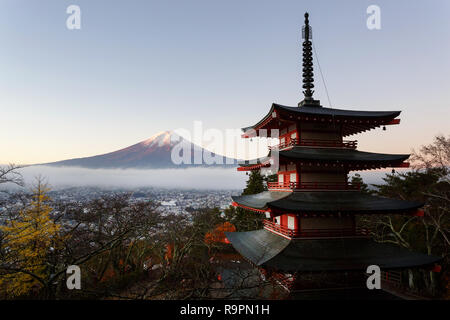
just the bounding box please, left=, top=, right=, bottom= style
left=0, top=165, right=410, bottom=191
left=11, top=166, right=247, bottom=190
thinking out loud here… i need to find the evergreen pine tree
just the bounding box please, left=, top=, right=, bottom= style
left=350, top=173, right=371, bottom=194
left=242, top=170, right=267, bottom=195
left=224, top=170, right=266, bottom=231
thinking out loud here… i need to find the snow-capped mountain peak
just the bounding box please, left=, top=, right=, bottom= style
left=43, top=130, right=238, bottom=169
left=141, top=130, right=174, bottom=147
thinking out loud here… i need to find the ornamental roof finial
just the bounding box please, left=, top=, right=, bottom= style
left=299, top=12, right=321, bottom=107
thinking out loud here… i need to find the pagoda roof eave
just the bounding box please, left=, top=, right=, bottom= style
left=275, top=104, right=401, bottom=119
left=241, top=103, right=401, bottom=137
left=225, top=229, right=442, bottom=272
left=237, top=156, right=271, bottom=170
left=232, top=191, right=423, bottom=215
left=237, top=147, right=410, bottom=169
left=280, top=147, right=410, bottom=163
left=231, top=191, right=287, bottom=210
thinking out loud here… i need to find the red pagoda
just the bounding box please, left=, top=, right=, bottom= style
left=225, top=13, right=441, bottom=293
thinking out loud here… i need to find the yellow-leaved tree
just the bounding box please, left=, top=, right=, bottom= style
left=0, top=179, right=63, bottom=298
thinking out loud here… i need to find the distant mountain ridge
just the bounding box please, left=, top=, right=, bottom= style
left=42, top=131, right=238, bottom=169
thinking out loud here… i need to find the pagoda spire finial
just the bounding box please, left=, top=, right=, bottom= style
left=298, top=12, right=321, bottom=107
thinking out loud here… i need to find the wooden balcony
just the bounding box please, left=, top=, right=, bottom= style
left=263, top=220, right=369, bottom=238
left=267, top=181, right=361, bottom=191
left=269, top=138, right=357, bottom=150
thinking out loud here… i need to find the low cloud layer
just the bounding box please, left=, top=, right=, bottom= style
left=2, top=166, right=407, bottom=191
left=13, top=166, right=247, bottom=190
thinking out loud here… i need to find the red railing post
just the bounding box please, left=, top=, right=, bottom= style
left=268, top=181, right=361, bottom=191
left=269, top=138, right=357, bottom=150
left=264, top=220, right=370, bottom=238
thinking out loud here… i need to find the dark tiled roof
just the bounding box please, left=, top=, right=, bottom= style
left=225, top=229, right=441, bottom=271
left=232, top=191, right=423, bottom=214
left=239, top=148, right=409, bottom=167
left=232, top=191, right=288, bottom=210
left=280, top=147, right=409, bottom=163
left=238, top=156, right=271, bottom=167
left=225, top=229, right=290, bottom=265
left=242, top=103, right=401, bottom=133
left=276, top=104, right=401, bottom=118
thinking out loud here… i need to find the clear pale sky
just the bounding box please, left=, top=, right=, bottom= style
left=1, top=0, right=449, bottom=164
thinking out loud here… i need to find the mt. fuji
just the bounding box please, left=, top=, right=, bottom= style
left=42, top=131, right=238, bottom=169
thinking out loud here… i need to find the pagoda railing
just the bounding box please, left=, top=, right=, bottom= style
left=269, top=138, right=357, bottom=150
left=263, top=220, right=298, bottom=238
left=263, top=220, right=369, bottom=238
left=267, top=181, right=360, bottom=191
